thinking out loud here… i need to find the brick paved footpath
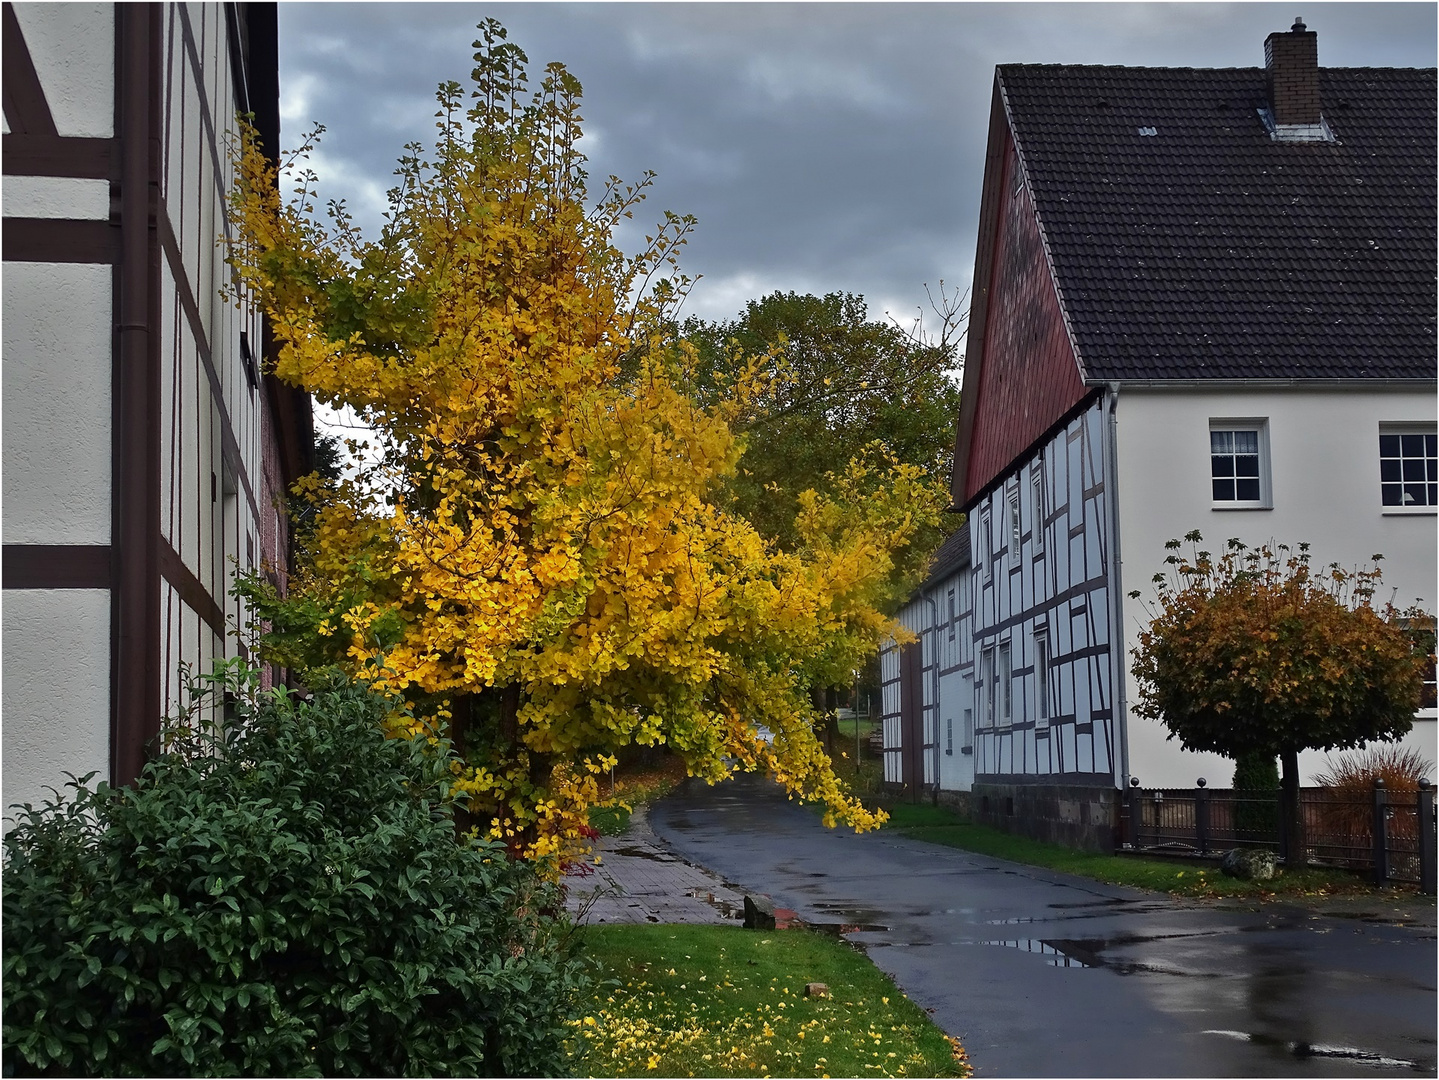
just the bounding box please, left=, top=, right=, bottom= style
left=562, top=806, right=752, bottom=926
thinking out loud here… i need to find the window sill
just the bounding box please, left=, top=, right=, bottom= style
left=1211, top=503, right=1272, bottom=511
left=1381, top=507, right=1437, bottom=516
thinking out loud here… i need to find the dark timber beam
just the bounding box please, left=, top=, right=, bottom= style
left=112, top=4, right=162, bottom=788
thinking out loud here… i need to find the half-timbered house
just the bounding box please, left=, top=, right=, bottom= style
left=881, top=21, right=1437, bottom=849
left=3, top=2, right=312, bottom=816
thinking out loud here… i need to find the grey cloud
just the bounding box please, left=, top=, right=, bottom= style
left=279, top=3, right=1436, bottom=328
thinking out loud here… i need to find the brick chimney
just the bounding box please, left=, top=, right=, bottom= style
left=1265, top=18, right=1320, bottom=125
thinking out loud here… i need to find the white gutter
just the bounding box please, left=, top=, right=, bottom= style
left=1084, top=377, right=1431, bottom=392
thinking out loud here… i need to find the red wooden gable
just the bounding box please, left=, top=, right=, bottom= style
left=953, top=91, right=1087, bottom=507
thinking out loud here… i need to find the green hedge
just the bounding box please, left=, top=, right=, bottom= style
left=2, top=667, right=585, bottom=1077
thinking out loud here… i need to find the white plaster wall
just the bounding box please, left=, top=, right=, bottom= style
left=2, top=263, right=113, bottom=546
left=11, top=3, right=114, bottom=138
left=1115, top=387, right=1438, bottom=788
left=1, top=590, right=111, bottom=823
left=2, top=176, right=110, bottom=220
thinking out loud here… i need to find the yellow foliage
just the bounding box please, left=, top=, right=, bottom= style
left=229, top=22, right=946, bottom=865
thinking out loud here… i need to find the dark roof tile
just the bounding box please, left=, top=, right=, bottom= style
left=999, top=64, right=1437, bottom=381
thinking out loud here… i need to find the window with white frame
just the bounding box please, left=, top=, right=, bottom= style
left=947, top=587, right=956, bottom=641
left=945, top=713, right=953, bottom=755
left=962, top=707, right=973, bottom=752
left=1033, top=630, right=1050, bottom=727
left=1032, top=465, right=1046, bottom=555
left=997, top=641, right=1012, bottom=728
left=1210, top=421, right=1270, bottom=507
left=1379, top=427, right=1437, bottom=510
left=1007, top=488, right=1021, bottom=561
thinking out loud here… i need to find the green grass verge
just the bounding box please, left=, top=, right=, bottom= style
left=571, top=924, right=967, bottom=1078
left=879, top=801, right=1422, bottom=903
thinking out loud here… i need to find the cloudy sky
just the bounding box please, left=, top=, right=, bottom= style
left=278, top=2, right=1437, bottom=338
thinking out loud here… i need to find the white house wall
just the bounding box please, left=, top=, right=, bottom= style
left=2, top=261, right=114, bottom=547
left=1114, top=387, right=1439, bottom=788
left=9, top=2, right=113, bottom=138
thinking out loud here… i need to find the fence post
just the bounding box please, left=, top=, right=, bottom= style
left=1195, top=778, right=1210, bottom=855
left=1127, top=777, right=1142, bottom=850
left=1371, top=778, right=1389, bottom=885
left=1419, top=779, right=1435, bottom=896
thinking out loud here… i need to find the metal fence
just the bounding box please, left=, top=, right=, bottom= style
left=1124, top=778, right=1436, bottom=892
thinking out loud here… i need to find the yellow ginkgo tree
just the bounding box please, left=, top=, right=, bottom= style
left=229, top=21, right=946, bottom=863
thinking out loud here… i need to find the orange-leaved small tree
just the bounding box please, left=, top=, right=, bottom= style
left=227, top=21, right=947, bottom=866
left=1130, top=532, right=1428, bottom=866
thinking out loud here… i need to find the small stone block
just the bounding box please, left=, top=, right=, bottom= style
left=804, top=982, right=829, bottom=998
left=743, top=894, right=776, bottom=930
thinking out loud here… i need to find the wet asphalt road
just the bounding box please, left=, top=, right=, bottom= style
left=647, top=774, right=1438, bottom=1078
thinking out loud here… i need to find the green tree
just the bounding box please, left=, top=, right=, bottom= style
left=1130, top=532, right=1427, bottom=866
left=682, top=289, right=963, bottom=565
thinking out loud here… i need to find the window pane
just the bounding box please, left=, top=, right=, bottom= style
left=1404, top=458, right=1426, bottom=481
left=1235, top=455, right=1260, bottom=479
left=1429, top=484, right=1438, bottom=506
left=1404, top=483, right=1425, bottom=505
left=1234, top=430, right=1259, bottom=454
left=1212, top=456, right=1235, bottom=478
left=1211, top=431, right=1233, bottom=454
left=1382, top=484, right=1403, bottom=506
left=1381, top=459, right=1402, bottom=482
left=1426, top=434, right=1437, bottom=456
left=1213, top=478, right=1234, bottom=501
left=1428, top=459, right=1437, bottom=482
left=1402, top=434, right=1425, bottom=457
left=1380, top=434, right=1401, bottom=457
left=1236, top=478, right=1260, bottom=501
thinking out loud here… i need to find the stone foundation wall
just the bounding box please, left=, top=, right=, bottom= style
left=969, top=782, right=1121, bottom=853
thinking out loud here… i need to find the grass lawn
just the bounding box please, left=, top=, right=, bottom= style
left=571, top=924, right=967, bottom=1078
left=879, top=800, right=1428, bottom=904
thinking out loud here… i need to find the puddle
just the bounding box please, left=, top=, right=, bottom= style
left=979, top=934, right=1228, bottom=977
left=785, top=917, right=891, bottom=936
left=986, top=938, right=1096, bottom=968
left=1202, top=1030, right=1425, bottom=1071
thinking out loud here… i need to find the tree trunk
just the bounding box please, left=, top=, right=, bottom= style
left=1280, top=747, right=1305, bottom=869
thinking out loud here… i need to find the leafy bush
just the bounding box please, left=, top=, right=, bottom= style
left=2, top=665, right=586, bottom=1077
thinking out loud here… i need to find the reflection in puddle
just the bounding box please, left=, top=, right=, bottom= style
left=986, top=939, right=1095, bottom=968
left=1202, top=1030, right=1424, bottom=1071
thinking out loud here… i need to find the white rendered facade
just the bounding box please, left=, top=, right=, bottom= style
left=1114, top=386, right=1438, bottom=789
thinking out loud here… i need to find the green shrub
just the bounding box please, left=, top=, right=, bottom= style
left=2, top=664, right=586, bottom=1077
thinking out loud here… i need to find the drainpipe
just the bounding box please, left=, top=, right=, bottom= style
left=1104, top=384, right=1131, bottom=791
left=924, top=591, right=943, bottom=803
